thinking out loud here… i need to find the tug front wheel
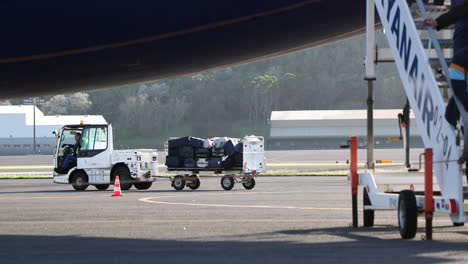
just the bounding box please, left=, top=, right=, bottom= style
left=71, top=171, right=89, bottom=191
left=398, top=190, right=418, bottom=239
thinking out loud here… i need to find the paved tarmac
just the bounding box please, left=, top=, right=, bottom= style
left=0, top=149, right=425, bottom=165
left=1, top=176, right=468, bottom=263
left=0, top=149, right=425, bottom=174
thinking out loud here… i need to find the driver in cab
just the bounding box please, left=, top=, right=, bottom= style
left=55, top=132, right=81, bottom=174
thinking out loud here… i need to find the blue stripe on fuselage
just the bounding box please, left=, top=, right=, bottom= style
left=0, top=0, right=316, bottom=58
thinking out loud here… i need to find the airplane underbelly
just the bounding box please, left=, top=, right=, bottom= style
left=0, top=0, right=365, bottom=99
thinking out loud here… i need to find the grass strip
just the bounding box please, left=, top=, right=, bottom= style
left=159, top=172, right=346, bottom=177
left=0, top=172, right=346, bottom=179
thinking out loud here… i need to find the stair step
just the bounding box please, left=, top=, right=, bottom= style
left=410, top=3, right=450, bottom=12
left=376, top=48, right=452, bottom=63
left=415, top=21, right=455, bottom=30
left=430, top=57, right=452, bottom=67
left=421, top=39, right=453, bottom=48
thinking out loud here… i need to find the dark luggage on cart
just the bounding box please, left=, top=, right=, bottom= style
left=190, top=137, right=205, bottom=148
left=166, top=156, right=182, bottom=168
left=184, top=158, right=196, bottom=168
left=208, top=157, right=222, bottom=168
left=168, top=136, right=191, bottom=148
left=180, top=146, right=194, bottom=158
left=223, top=140, right=238, bottom=156
left=195, top=147, right=211, bottom=158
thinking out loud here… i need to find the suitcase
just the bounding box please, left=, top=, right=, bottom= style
left=184, top=158, right=196, bottom=168
left=212, top=147, right=224, bottom=157
left=168, top=147, right=179, bottom=156
left=203, top=139, right=215, bottom=148
left=222, top=155, right=235, bottom=170
left=208, top=157, right=222, bottom=168
left=196, top=158, right=209, bottom=168
left=234, top=142, right=243, bottom=153
left=223, top=140, right=238, bottom=156
left=190, top=137, right=205, bottom=148
left=180, top=146, right=194, bottom=158
left=234, top=153, right=243, bottom=168
left=212, top=137, right=229, bottom=148
left=168, top=137, right=191, bottom=148
left=165, top=156, right=182, bottom=168
left=195, top=147, right=211, bottom=158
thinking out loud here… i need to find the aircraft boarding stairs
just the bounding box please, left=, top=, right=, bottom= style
left=356, top=0, right=468, bottom=232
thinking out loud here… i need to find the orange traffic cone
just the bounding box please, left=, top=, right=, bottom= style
left=112, top=175, right=123, bottom=197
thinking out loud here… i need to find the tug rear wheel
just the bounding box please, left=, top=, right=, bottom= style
left=113, top=165, right=132, bottom=190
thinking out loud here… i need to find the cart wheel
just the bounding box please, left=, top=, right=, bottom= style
left=363, top=187, right=374, bottom=227
left=398, top=190, right=418, bottom=239
left=242, top=178, right=255, bottom=190
left=173, top=175, right=185, bottom=191
left=188, top=176, right=200, bottom=190
left=221, top=175, right=235, bottom=191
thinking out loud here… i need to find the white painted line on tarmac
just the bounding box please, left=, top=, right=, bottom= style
left=139, top=196, right=351, bottom=211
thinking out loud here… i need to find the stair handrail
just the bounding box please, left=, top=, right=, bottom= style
left=416, top=0, right=468, bottom=159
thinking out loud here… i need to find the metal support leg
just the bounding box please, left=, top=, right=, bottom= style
left=403, top=101, right=411, bottom=168
left=425, top=148, right=434, bottom=240
left=367, top=82, right=375, bottom=171
left=365, top=0, right=376, bottom=171
left=350, top=136, right=359, bottom=228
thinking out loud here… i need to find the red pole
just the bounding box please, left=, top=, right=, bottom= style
left=350, top=136, right=358, bottom=228
left=425, top=148, right=433, bottom=240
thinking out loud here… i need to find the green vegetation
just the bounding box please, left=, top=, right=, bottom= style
left=8, top=33, right=404, bottom=149
left=0, top=172, right=346, bottom=179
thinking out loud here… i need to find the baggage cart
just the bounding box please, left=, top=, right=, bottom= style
left=165, top=136, right=266, bottom=191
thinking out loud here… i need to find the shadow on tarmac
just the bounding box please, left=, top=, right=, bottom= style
left=0, top=188, right=230, bottom=195
left=2, top=226, right=468, bottom=264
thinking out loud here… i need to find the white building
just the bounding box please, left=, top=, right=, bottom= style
left=0, top=105, right=106, bottom=155
left=269, top=109, right=422, bottom=149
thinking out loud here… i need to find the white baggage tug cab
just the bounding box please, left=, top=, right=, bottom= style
left=53, top=122, right=158, bottom=191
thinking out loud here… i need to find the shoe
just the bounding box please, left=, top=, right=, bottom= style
left=54, top=168, right=68, bottom=174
